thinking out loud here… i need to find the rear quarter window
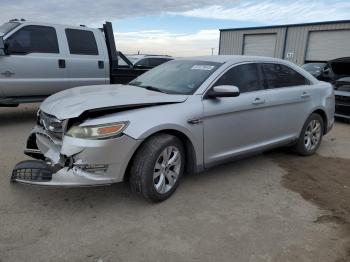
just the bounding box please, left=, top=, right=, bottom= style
left=262, top=63, right=310, bottom=89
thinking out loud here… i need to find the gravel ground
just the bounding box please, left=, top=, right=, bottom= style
left=0, top=104, right=349, bottom=262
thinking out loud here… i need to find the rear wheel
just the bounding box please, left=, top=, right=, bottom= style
left=294, top=113, right=324, bottom=156
left=129, top=134, right=185, bottom=202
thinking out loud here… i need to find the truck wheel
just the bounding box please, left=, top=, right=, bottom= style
left=129, top=134, right=185, bottom=202
left=294, top=113, right=324, bottom=156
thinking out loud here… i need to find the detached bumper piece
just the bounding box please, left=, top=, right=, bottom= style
left=11, top=160, right=53, bottom=183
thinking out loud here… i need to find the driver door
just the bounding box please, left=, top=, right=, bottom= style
left=202, top=63, right=270, bottom=166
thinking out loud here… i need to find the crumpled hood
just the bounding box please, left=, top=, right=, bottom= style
left=40, top=84, right=189, bottom=120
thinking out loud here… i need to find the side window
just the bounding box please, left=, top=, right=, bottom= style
left=6, top=25, right=59, bottom=54
left=214, top=63, right=262, bottom=93
left=118, top=56, right=129, bottom=66
left=65, top=29, right=98, bottom=55
left=262, top=63, right=309, bottom=88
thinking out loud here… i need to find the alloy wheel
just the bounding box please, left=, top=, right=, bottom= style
left=153, top=146, right=182, bottom=194
left=304, top=119, right=322, bottom=151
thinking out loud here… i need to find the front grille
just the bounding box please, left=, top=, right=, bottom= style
left=38, top=111, right=64, bottom=139
left=335, top=95, right=350, bottom=106
left=11, top=160, right=53, bottom=182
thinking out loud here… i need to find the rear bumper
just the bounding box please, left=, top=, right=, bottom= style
left=13, top=126, right=141, bottom=187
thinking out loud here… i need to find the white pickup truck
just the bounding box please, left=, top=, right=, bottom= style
left=0, top=20, right=172, bottom=106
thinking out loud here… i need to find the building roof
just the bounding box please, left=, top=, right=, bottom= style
left=220, top=19, right=350, bottom=32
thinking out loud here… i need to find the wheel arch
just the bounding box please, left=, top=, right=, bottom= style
left=123, top=129, right=199, bottom=182
left=311, top=108, right=328, bottom=134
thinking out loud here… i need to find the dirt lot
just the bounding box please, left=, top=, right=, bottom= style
left=0, top=104, right=350, bottom=262
left=269, top=152, right=350, bottom=262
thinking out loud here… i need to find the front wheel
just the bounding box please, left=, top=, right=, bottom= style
left=129, top=134, right=185, bottom=202
left=294, top=113, right=324, bottom=156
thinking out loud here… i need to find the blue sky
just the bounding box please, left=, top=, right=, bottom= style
left=113, top=0, right=350, bottom=56
left=1, top=0, right=350, bottom=56
left=114, top=15, right=262, bottom=34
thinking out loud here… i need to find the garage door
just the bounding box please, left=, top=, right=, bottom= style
left=306, top=30, right=350, bottom=61
left=243, top=34, right=276, bottom=57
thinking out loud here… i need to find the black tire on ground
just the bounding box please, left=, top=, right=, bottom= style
left=129, top=134, right=185, bottom=202
left=294, top=113, right=324, bottom=156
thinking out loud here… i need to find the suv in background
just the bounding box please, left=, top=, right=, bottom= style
left=127, top=55, right=173, bottom=69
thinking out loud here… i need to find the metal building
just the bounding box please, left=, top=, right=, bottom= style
left=219, top=20, right=350, bottom=65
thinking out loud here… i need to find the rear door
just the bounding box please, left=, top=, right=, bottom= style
left=64, top=28, right=108, bottom=88
left=260, top=63, right=312, bottom=139
left=0, top=24, right=68, bottom=97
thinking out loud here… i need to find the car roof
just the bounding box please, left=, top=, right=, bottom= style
left=177, top=55, right=289, bottom=64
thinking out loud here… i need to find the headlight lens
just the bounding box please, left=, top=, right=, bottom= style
left=66, top=122, right=128, bottom=139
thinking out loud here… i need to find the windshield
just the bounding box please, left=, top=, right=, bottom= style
left=129, top=60, right=222, bottom=94
left=0, top=22, right=20, bottom=36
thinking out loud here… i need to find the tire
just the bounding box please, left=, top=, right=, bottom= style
left=294, top=113, right=324, bottom=156
left=129, top=134, right=185, bottom=202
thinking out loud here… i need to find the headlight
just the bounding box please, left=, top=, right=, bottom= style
left=66, top=122, right=128, bottom=139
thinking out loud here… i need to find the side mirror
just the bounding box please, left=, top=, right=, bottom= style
left=207, top=85, right=240, bottom=98
left=0, top=37, right=6, bottom=56
left=134, top=64, right=148, bottom=69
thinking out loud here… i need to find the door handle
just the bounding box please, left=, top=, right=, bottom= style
left=1, top=70, right=15, bottom=77
left=252, top=97, right=265, bottom=105
left=301, top=92, right=310, bottom=98
left=58, top=59, right=66, bottom=69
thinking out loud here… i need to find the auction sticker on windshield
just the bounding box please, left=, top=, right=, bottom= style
left=191, top=65, right=215, bottom=70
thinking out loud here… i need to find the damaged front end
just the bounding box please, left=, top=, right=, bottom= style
left=12, top=110, right=140, bottom=187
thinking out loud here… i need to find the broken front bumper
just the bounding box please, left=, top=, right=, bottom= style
left=12, top=126, right=141, bottom=187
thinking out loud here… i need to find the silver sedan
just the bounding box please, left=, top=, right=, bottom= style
left=12, top=56, right=335, bottom=202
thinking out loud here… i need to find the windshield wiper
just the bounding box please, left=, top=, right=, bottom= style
left=140, top=85, right=169, bottom=94
left=129, top=81, right=141, bottom=87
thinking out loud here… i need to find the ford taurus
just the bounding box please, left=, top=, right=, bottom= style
left=12, top=56, right=335, bottom=202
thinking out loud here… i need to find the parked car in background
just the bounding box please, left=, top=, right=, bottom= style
left=318, top=57, right=350, bottom=121
left=302, top=62, right=326, bottom=80
left=0, top=20, right=152, bottom=107
left=334, top=77, right=350, bottom=120
left=302, top=58, right=350, bottom=83
left=322, top=57, right=350, bottom=83
left=127, top=54, right=173, bottom=69
left=12, top=56, right=334, bottom=202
